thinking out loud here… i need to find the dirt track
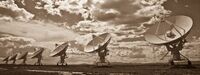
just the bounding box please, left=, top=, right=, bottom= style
left=0, top=63, right=200, bottom=75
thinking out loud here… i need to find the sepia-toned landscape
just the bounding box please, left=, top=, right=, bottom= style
left=0, top=0, right=200, bottom=75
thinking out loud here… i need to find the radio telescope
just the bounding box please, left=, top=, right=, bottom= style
left=8, top=54, right=18, bottom=64
left=144, top=15, right=193, bottom=66
left=2, top=56, right=10, bottom=64
left=84, top=33, right=111, bottom=66
left=31, top=48, right=45, bottom=65
left=50, top=42, right=69, bottom=65
left=17, top=51, right=28, bottom=64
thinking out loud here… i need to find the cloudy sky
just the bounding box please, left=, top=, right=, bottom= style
left=0, top=0, right=200, bottom=64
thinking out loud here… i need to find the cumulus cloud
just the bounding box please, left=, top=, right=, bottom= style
left=140, top=0, right=167, bottom=6
left=0, top=0, right=172, bottom=45
left=135, top=0, right=171, bottom=30
left=35, top=0, right=90, bottom=18
left=74, top=20, right=121, bottom=33
left=0, top=20, right=79, bottom=41
left=0, top=0, right=171, bottom=35
left=134, top=5, right=171, bottom=17
left=0, top=0, right=34, bottom=21
left=0, top=35, right=35, bottom=56
left=0, top=36, right=35, bottom=43
left=66, top=0, right=172, bottom=51
left=0, top=0, right=171, bottom=29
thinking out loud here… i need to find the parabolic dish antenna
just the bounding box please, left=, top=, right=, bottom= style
left=17, top=51, right=28, bottom=60
left=9, top=54, right=18, bottom=60
left=31, top=48, right=44, bottom=59
left=50, top=42, right=68, bottom=57
left=3, top=56, right=9, bottom=61
left=84, top=33, right=111, bottom=53
left=144, top=15, right=193, bottom=45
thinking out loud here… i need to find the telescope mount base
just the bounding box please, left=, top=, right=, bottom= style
left=95, top=62, right=110, bottom=67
